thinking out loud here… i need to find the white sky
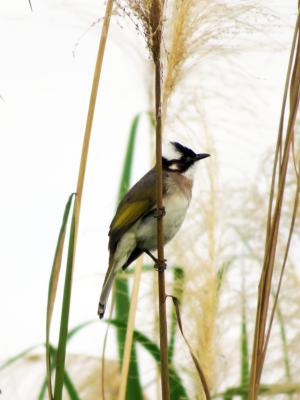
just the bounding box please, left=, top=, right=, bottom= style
left=0, top=0, right=298, bottom=397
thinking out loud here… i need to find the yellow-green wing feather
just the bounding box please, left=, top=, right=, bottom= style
left=110, top=201, right=149, bottom=232
left=108, top=169, right=158, bottom=253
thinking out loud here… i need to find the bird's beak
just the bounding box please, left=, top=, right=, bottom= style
left=194, top=153, right=210, bottom=161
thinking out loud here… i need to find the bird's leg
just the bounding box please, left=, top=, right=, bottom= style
left=144, top=249, right=167, bottom=271
left=148, top=207, right=166, bottom=271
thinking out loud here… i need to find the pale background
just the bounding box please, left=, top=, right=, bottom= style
left=0, top=0, right=297, bottom=397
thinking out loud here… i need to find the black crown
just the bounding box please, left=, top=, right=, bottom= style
left=171, top=142, right=196, bottom=158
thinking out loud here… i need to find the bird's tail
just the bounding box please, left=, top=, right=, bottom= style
left=98, top=257, right=116, bottom=319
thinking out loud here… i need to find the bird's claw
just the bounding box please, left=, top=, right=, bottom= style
left=144, top=249, right=167, bottom=271
left=153, top=207, right=166, bottom=218
left=154, top=259, right=167, bottom=271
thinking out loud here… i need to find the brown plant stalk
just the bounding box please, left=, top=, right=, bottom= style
left=249, top=10, right=300, bottom=399
left=50, top=1, right=114, bottom=399
left=151, top=0, right=170, bottom=399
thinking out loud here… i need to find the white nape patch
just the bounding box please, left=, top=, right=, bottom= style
left=162, top=141, right=182, bottom=161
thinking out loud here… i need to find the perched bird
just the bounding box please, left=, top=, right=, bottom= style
left=98, top=141, right=210, bottom=319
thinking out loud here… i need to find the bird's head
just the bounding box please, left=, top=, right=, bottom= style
left=162, top=142, right=210, bottom=175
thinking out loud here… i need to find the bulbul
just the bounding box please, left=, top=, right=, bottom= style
left=98, top=141, right=210, bottom=319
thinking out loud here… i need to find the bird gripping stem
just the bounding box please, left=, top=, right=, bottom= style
left=151, top=0, right=170, bottom=398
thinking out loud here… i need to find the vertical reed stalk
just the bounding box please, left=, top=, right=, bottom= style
left=151, top=0, right=170, bottom=398
left=117, top=257, right=143, bottom=400
left=52, top=2, right=114, bottom=399
left=74, top=0, right=114, bottom=241
left=249, top=9, right=300, bottom=398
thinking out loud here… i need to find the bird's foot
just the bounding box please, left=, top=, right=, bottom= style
left=144, top=249, right=167, bottom=271
left=154, top=259, right=167, bottom=272
left=153, top=207, right=166, bottom=218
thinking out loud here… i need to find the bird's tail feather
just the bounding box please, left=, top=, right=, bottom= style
left=98, top=258, right=116, bottom=319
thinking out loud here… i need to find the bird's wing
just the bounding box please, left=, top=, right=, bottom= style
left=108, top=168, right=166, bottom=253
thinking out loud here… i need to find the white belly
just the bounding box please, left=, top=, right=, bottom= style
left=136, top=193, right=190, bottom=250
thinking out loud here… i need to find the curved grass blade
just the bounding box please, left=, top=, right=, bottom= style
left=1, top=320, right=95, bottom=399
left=41, top=320, right=95, bottom=399
left=0, top=344, right=40, bottom=371
left=214, top=383, right=300, bottom=398
left=67, top=319, right=96, bottom=341
left=107, top=319, right=189, bottom=400
left=168, top=296, right=210, bottom=399
left=169, top=266, right=184, bottom=363
left=46, top=193, right=75, bottom=399
left=47, top=0, right=114, bottom=395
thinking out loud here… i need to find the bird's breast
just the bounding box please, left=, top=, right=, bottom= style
left=136, top=190, right=190, bottom=250
left=163, top=192, right=190, bottom=240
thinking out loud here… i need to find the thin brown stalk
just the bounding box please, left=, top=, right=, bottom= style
left=249, top=10, right=300, bottom=399
left=46, top=3, right=114, bottom=399
left=265, top=11, right=299, bottom=240
left=151, top=0, right=170, bottom=399
left=76, top=0, right=114, bottom=395
left=60, top=0, right=114, bottom=395
left=74, top=0, right=114, bottom=239
left=262, top=156, right=300, bottom=366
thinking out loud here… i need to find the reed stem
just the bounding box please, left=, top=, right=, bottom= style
left=151, top=0, right=170, bottom=398
left=52, top=2, right=114, bottom=399
left=249, top=9, right=300, bottom=398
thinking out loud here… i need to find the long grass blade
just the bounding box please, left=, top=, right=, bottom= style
left=169, top=296, right=210, bottom=400
left=0, top=345, right=40, bottom=371
left=40, top=345, right=80, bottom=400
left=106, top=319, right=189, bottom=400
left=47, top=1, right=114, bottom=398
left=53, top=209, right=76, bottom=400
left=216, top=383, right=300, bottom=398
left=43, top=321, right=95, bottom=399
left=46, top=193, right=75, bottom=399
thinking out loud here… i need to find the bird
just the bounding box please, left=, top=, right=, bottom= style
left=98, top=141, right=210, bottom=319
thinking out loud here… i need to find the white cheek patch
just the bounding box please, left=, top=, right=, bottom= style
left=168, top=166, right=180, bottom=172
